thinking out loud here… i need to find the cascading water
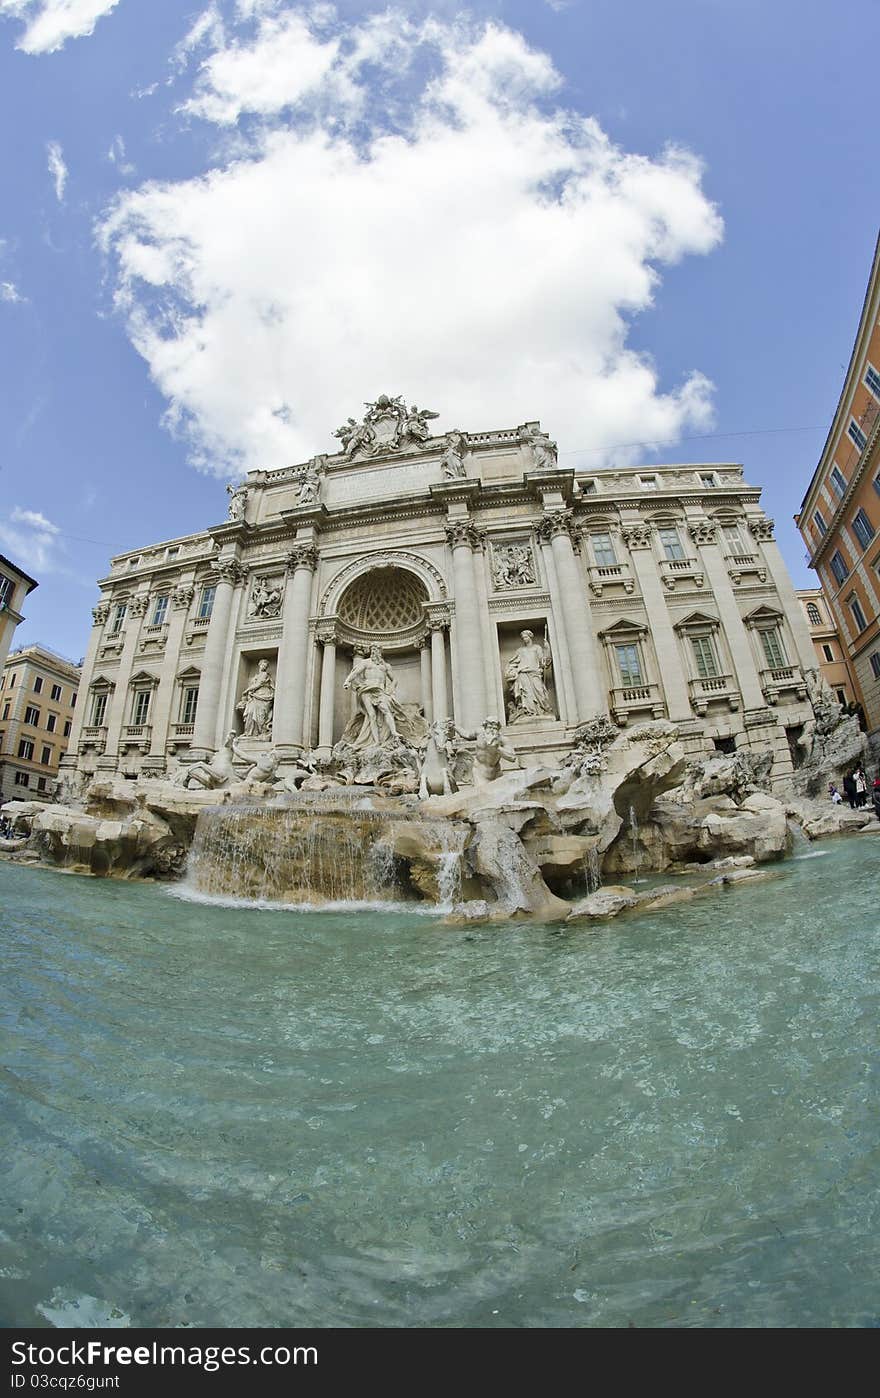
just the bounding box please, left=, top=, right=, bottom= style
left=582, top=843, right=601, bottom=894
left=628, top=803, right=644, bottom=883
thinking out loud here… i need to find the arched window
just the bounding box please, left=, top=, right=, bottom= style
left=806, top=602, right=822, bottom=626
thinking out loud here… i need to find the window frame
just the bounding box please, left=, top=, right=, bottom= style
left=830, top=466, right=848, bottom=498
left=849, top=594, right=868, bottom=633
left=829, top=550, right=850, bottom=585
left=851, top=508, right=875, bottom=550
left=657, top=526, right=685, bottom=562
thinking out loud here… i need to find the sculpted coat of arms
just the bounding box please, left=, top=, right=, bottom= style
left=333, top=394, right=440, bottom=459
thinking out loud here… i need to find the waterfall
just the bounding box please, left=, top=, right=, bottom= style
left=582, top=843, right=601, bottom=894
left=628, top=804, right=644, bottom=883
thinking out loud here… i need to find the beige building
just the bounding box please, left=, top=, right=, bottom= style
left=795, top=588, right=857, bottom=712
left=62, top=400, right=822, bottom=789
left=0, top=552, right=38, bottom=673
left=0, top=644, right=81, bottom=801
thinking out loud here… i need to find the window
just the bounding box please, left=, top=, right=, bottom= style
left=91, top=692, right=108, bottom=726
left=657, top=527, right=685, bottom=561
left=50, top=683, right=62, bottom=701
left=109, top=603, right=126, bottom=635
left=63, top=720, right=71, bottom=737
left=848, top=419, right=868, bottom=452
left=71, top=692, right=77, bottom=708
left=830, top=466, right=847, bottom=498
left=870, top=652, right=880, bottom=680
left=639, top=476, right=658, bottom=490
left=8, top=672, right=15, bottom=687
left=580, top=480, right=597, bottom=495
left=822, top=643, right=834, bottom=662
left=14, top=772, right=29, bottom=788
left=127, top=556, right=140, bottom=569
left=46, top=713, right=56, bottom=733
left=132, top=690, right=151, bottom=726
left=690, top=635, right=720, bottom=679
left=806, top=602, right=822, bottom=625
left=198, top=586, right=216, bottom=620
left=813, top=510, right=827, bottom=537
left=0, top=731, right=3, bottom=750
left=166, top=546, right=180, bottom=559
left=849, top=594, right=868, bottom=633
left=23, top=705, right=40, bottom=726
left=830, top=551, right=850, bottom=585
left=40, top=745, right=52, bottom=766
left=181, top=687, right=199, bottom=724
left=700, top=473, right=718, bottom=488
left=722, top=524, right=743, bottom=554
left=18, top=739, right=34, bottom=760
left=835, top=689, right=848, bottom=706
left=866, top=364, right=880, bottom=399
left=591, top=533, right=617, bottom=567
left=33, top=676, right=43, bottom=693
left=152, top=595, right=169, bottom=627
left=851, top=508, right=875, bottom=549
left=615, top=643, right=644, bottom=688
left=2, top=703, right=9, bottom=720
left=0, top=572, right=15, bottom=609
left=759, top=628, right=788, bottom=669
left=37, top=777, right=46, bottom=792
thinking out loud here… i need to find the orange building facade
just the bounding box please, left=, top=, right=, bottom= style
left=795, top=588, right=857, bottom=710
left=797, top=234, right=880, bottom=746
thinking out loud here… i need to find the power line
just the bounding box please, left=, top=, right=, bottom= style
left=561, top=423, right=830, bottom=456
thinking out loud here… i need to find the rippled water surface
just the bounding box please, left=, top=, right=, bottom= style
left=1, top=839, right=879, bottom=1329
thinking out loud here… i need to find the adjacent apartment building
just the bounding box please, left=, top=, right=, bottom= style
left=0, top=552, right=38, bottom=672
left=795, top=588, right=857, bottom=709
left=0, top=644, right=80, bottom=801
left=796, top=232, right=880, bottom=746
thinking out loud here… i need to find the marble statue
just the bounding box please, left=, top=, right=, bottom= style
left=226, top=483, right=248, bottom=521
left=471, top=717, right=520, bottom=786
left=249, top=576, right=282, bottom=619
left=231, top=737, right=283, bottom=789
left=419, top=718, right=469, bottom=797
left=297, top=464, right=321, bottom=505
left=340, top=645, right=428, bottom=750
left=402, top=404, right=439, bottom=444
left=176, top=732, right=237, bottom=789
left=441, top=430, right=468, bottom=480
left=493, top=542, right=535, bottom=589
left=504, top=630, right=553, bottom=722
left=237, top=659, right=275, bottom=737
left=522, top=423, right=558, bottom=470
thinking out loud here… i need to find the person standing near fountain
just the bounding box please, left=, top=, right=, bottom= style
left=237, top=659, right=275, bottom=738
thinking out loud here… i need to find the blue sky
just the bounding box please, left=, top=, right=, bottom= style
left=0, top=0, right=878, bottom=662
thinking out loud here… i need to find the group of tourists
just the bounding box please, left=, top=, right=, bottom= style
left=829, top=766, right=880, bottom=818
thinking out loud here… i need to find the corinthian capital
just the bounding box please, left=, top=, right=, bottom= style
left=286, top=543, right=319, bottom=574
left=172, top=585, right=195, bottom=610
left=537, top=509, right=574, bottom=543
left=129, top=594, right=150, bottom=616
left=215, top=558, right=245, bottom=586
left=621, top=523, right=653, bottom=550
left=688, top=520, right=718, bottom=547
left=748, top=517, right=775, bottom=542
left=315, top=620, right=337, bottom=645
left=92, top=601, right=110, bottom=626
left=445, top=520, right=483, bottom=550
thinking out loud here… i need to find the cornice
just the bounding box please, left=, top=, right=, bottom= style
left=806, top=421, right=880, bottom=569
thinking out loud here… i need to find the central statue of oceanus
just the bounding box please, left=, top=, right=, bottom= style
left=340, top=645, right=428, bottom=750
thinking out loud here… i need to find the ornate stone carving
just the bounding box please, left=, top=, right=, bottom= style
left=316, top=620, right=337, bottom=645
left=505, top=629, right=554, bottom=723
left=472, top=717, right=520, bottom=787
left=445, top=520, right=483, bottom=550
left=621, top=523, right=653, bottom=550
left=172, top=585, right=195, bottom=611
left=492, top=541, right=537, bottom=590
left=236, top=659, right=275, bottom=738
left=92, top=602, right=110, bottom=626
left=129, top=594, right=149, bottom=616
left=426, top=604, right=453, bottom=632
left=537, top=510, right=573, bottom=543
left=340, top=645, right=428, bottom=750
left=441, top=429, right=468, bottom=480
left=226, top=483, right=248, bottom=522
left=249, top=575, right=283, bottom=619
left=333, top=395, right=440, bottom=459
left=320, top=551, right=447, bottom=614
left=521, top=423, right=558, bottom=470
left=749, top=517, right=775, bottom=542
left=294, top=459, right=324, bottom=506
left=286, top=543, right=319, bottom=574
left=688, top=521, right=718, bottom=547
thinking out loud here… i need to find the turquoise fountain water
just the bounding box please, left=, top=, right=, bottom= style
left=1, top=838, right=878, bottom=1328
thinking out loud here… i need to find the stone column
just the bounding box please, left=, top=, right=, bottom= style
left=429, top=618, right=449, bottom=722
left=316, top=621, right=337, bottom=755
left=144, top=582, right=195, bottom=771
left=64, top=600, right=110, bottom=764
left=749, top=517, right=817, bottom=672
left=688, top=521, right=765, bottom=711
left=102, top=591, right=151, bottom=762
left=622, top=524, right=692, bottom=722
left=419, top=637, right=433, bottom=723
left=446, top=521, right=487, bottom=730
left=190, top=559, right=243, bottom=758
left=539, top=512, right=606, bottom=721
left=273, top=542, right=319, bottom=757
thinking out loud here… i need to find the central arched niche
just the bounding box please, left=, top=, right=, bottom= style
left=336, top=566, right=428, bottom=646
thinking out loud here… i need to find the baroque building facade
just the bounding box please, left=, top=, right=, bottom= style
left=62, top=398, right=820, bottom=787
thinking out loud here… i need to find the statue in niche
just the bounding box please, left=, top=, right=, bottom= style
left=471, top=716, right=520, bottom=787
left=236, top=658, right=275, bottom=737
left=226, top=483, right=248, bottom=521
left=249, top=576, right=283, bottom=619
left=402, top=403, right=440, bottom=445
left=522, top=423, right=558, bottom=471
left=493, top=542, right=536, bottom=589
left=441, top=429, right=468, bottom=480
left=504, top=629, right=554, bottom=722
left=297, top=463, right=322, bottom=505
left=341, top=644, right=428, bottom=751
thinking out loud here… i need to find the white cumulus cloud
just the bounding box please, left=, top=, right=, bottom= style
left=0, top=0, right=121, bottom=54
left=47, top=140, right=67, bottom=201
left=0, top=506, right=63, bottom=573
left=100, top=6, right=723, bottom=477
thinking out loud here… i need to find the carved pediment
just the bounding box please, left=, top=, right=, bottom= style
left=674, top=610, right=720, bottom=632
left=744, top=604, right=783, bottom=627
left=598, top=616, right=649, bottom=640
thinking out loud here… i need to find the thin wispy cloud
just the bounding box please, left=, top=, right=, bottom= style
left=0, top=505, right=63, bottom=573
left=0, top=0, right=122, bottom=55
left=107, top=134, right=135, bottom=176
left=47, top=140, right=67, bottom=201
left=1, top=279, right=25, bottom=303
left=100, top=4, right=723, bottom=478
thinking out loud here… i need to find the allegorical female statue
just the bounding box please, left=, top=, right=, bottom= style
left=237, top=658, right=275, bottom=737
left=340, top=645, right=428, bottom=751
left=504, top=629, right=554, bottom=722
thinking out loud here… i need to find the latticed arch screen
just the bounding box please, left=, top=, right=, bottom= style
left=337, top=567, right=428, bottom=634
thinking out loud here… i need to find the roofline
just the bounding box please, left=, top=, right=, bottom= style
left=0, top=552, right=38, bottom=594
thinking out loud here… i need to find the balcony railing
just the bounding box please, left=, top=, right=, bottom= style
left=79, top=725, right=107, bottom=755
left=688, top=674, right=740, bottom=715
left=172, top=722, right=195, bottom=739
left=122, top=723, right=152, bottom=749
left=586, top=562, right=635, bottom=597
left=658, top=556, right=704, bottom=590
left=726, top=552, right=767, bottom=585
left=609, top=682, right=665, bottom=725
left=760, top=665, right=806, bottom=705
